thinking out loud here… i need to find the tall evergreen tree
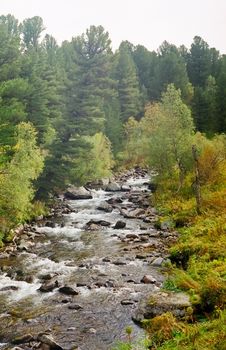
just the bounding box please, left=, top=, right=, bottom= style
left=115, top=42, right=142, bottom=122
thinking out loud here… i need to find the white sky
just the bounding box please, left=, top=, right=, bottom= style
left=0, top=0, right=226, bottom=53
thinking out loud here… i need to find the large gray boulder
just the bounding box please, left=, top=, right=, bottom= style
left=97, top=201, right=113, bottom=212
left=132, top=292, right=191, bottom=323
left=65, top=186, right=92, bottom=200
left=105, top=182, right=121, bottom=192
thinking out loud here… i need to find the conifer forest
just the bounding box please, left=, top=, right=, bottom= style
left=0, top=14, right=225, bottom=350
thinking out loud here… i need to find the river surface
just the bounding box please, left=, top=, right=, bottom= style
left=0, top=174, right=167, bottom=350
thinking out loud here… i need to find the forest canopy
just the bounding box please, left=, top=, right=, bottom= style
left=0, top=14, right=226, bottom=235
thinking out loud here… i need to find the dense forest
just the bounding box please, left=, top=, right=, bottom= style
left=0, top=14, right=225, bottom=349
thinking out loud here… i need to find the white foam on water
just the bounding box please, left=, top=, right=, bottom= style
left=36, top=226, right=82, bottom=238
left=0, top=274, right=41, bottom=301
left=25, top=255, right=78, bottom=275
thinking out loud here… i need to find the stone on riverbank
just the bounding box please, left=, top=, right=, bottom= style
left=133, top=292, right=191, bottom=323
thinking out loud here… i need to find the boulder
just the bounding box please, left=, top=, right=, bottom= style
left=121, top=208, right=145, bottom=219
left=105, top=182, right=121, bottom=192
left=12, top=334, right=34, bottom=345
left=39, top=280, right=59, bottom=292
left=97, top=201, right=113, bottom=213
left=0, top=285, right=19, bottom=291
left=121, top=185, right=131, bottom=192
left=64, top=186, right=92, bottom=200
left=141, top=275, right=156, bottom=284
left=151, top=257, right=164, bottom=266
left=114, top=220, right=126, bottom=229
left=86, top=219, right=111, bottom=228
left=132, top=292, right=191, bottom=323
left=107, top=197, right=123, bottom=205
left=37, top=334, right=63, bottom=350
left=126, top=233, right=139, bottom=240
left=58, top=285, right=79, bottom=295
left=68, top=303, right=83, bottom=310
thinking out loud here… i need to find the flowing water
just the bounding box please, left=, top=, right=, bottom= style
left=0, top=175, right=166, bottom=350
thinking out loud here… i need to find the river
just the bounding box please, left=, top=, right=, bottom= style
left=0, top=170, right=168, bottom=350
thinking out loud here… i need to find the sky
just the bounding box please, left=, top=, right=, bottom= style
left=0, top=0, right=226, bottom=53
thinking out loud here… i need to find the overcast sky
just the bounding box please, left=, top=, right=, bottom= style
left=1, top=0, right=225, bottom=53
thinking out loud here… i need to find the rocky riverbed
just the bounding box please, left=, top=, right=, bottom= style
left=0, top=168, right=188, bottom=350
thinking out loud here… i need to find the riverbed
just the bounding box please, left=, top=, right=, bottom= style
left=0, top=170, right=170, bottom=350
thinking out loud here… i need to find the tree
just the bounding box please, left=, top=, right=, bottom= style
left=187, top=36, right=212, bottom=87
left=152, top=41, right=192, bottom=102
left=22, top=16, right=45, bottom=51
left=0, top=122, right=43, bottom=229
left=115, top=42, right=142, bottom=122
left=68, top=25, right=114, bottom=134
left=192, top=76, right=219, bottom=134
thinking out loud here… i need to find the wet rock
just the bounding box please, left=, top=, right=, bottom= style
left=86, top=223, right=100, bottom=231
left=58, top=285, right=79, bottom=295
left=45, top=221, right=56, bottom=228
left=126, top=233, right=139, bottom=240
left=17, top=239, right=33, bottom=251
left=148, top=182, right=158, bottom=192
left=107, top=197, right=123, bottom=205
left=37, top=334, right=63, bottom=350
left=0, top=285, right=19, bottom=291
left=94, top=281, right=106, bottom=288
left=112, top=260, right=127, bottom=266
left=65, top=186, right=92, bottom=200
left=38, top=273, right=56, bottom=281
left=0, top=252, right=10, bottom=259
left=102, top=257, right=111, bottom=262
left=141, top=275, right=156, bottom=284
left=114, top=220, right=126, bottom=229
left=121, top=185, right=131, bottom=192
left=39, top=280, right=59, bottom=292
left=12, top=334, right=34, bottom=345
left=85, top=219, right=111, bottom=228
left=61, top=298, right=72, bottom=303
left=105, top=182, right=121, bottom=192
left=97, top=201, right=113, bottom=212
left=121, top=299, right=135, bottom=305
left=133, top=292, right=191, bottom=323
left=121, top=208, right=145, bottom=219
left=136, top=254, right=147, bottom=260
left=151, top=257, right=164, bottom=266
left=68, top=303, right=83, bottom=310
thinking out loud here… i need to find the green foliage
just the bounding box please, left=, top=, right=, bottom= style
left=0, top=122, right=44, bottom=231
left=115, top=42, right=143, bottom=122
left=71, top=132, right=114, bottom=185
